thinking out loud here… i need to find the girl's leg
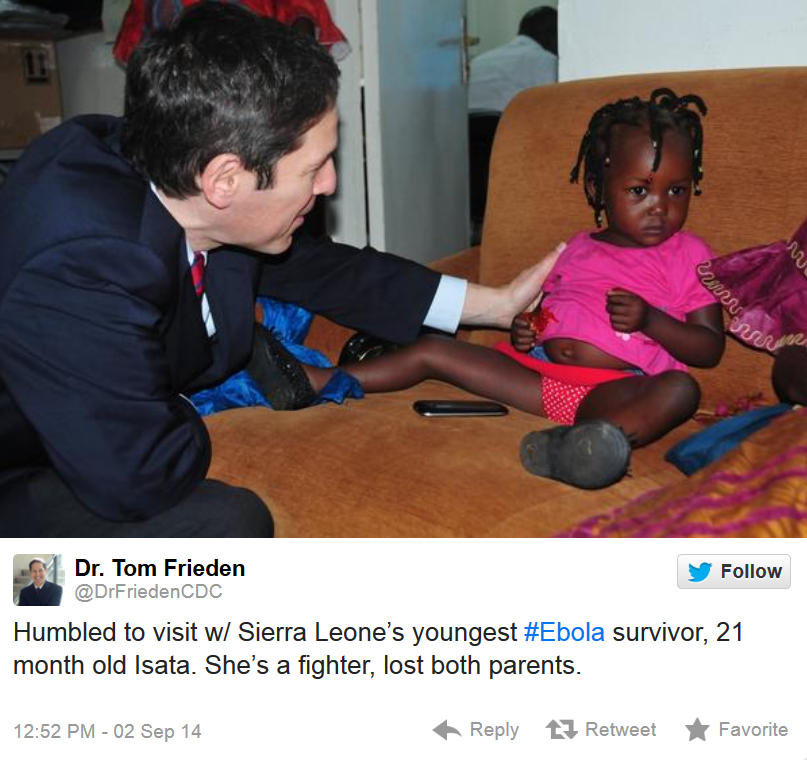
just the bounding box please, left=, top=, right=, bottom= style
left=772, top=345, right=807, bottom=405
left=576, top=371, right=700, bottom=447
left=339, top=334, right=549, bottom=415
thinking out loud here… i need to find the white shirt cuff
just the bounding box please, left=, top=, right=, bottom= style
left=423, top=275, right=467, bottom=334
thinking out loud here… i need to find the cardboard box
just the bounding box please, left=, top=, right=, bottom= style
left=0, top=38, right=62, bottom=150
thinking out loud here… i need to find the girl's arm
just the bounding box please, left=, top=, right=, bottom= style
left=606, top=289, right=725, bottom=368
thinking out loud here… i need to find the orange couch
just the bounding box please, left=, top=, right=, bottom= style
left=206, top=67, right=807, bottom=536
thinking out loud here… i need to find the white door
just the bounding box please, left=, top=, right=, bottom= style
left=361, top=0, right=470, bottom=263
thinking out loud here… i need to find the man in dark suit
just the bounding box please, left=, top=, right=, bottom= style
left=0, top=3, right=551, bottom=538
left=18, top=558, right=63, bottom=606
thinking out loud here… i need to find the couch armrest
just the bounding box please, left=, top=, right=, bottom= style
left=305, top=246, right=483, bottom=363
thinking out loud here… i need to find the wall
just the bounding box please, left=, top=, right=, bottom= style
left=322, top=0, right=365, bottom=247
left=13, top=554, right=53, bottom=576
left=57, top=31, right=125, bottom=120
left=560, top=0, right=807, bottom=82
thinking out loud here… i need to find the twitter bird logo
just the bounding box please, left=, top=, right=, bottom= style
left=688, top=562, right=712, bottom=582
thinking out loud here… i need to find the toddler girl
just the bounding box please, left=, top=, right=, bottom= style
left=260, top=89, right=726, bottom=489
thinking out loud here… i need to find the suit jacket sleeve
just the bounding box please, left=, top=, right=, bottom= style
left=0, top=237, right=210, bottom=521
left=258, top=236, right=442, bottom=345
left=18, top=586, right=31, bottom=606
left=48, top=582, right=63, bottom=606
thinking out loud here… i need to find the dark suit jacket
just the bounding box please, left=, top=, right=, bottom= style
left=18, top=580, right=63, bottom=606
left=0, top=116, right=440, bottom=519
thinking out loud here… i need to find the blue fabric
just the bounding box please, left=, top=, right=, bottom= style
left=191, top=297, right=363, bottom=415
left=665, top=403, right=793, bottom=475
left=528, top=345, right=552, bottom=361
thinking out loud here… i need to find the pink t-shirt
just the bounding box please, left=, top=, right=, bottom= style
left=539, top=230, right=718, bottom=375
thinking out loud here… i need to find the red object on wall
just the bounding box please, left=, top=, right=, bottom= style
left=113, top=0, right=350, bottom=65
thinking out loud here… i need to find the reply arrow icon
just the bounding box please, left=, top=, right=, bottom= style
left=433, top=720, right=461, bottom=740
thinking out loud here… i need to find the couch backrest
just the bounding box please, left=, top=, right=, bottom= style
left=478, top=67, right=807, bottom=406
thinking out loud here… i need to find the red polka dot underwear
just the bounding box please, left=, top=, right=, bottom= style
left=540, top=376, right=597, bottom=424
left=494, top=342, right=636, bottom=424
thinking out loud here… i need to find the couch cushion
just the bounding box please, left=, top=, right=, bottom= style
left=206, top=380, right=698, bottom=537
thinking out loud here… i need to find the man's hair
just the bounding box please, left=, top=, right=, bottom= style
left=570, top=88, right=707, bottom=226
left=121, top=2, right=340, bottom=198
left=28, top=558, right=46, bottom=572
left=519, top=6, right=557, bottom=54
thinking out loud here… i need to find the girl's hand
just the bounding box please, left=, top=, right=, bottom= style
left=606, top=288, right=651, bottom=333
left=511, top=313, right=537, bottom=353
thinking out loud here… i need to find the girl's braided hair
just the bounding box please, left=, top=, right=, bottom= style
left=570, top=88, right=707, bottom=226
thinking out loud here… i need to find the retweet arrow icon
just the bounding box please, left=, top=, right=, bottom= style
left=561, top=719, right=578, bottom=739
left=433, top=720, right=461, bottom=740
left=546, top=720, right=564, bottom=739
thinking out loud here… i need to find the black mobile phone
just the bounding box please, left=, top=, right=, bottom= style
left=413, top=400, right=509, bottom=417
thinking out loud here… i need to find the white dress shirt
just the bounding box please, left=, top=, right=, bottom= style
left=469, top=35, right=558, bottom=114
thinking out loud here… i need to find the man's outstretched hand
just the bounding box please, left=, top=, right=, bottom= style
left=461, top=242, right=564, bottom=328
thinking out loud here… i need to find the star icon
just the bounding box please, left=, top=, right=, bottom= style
left=685, top=717, right=709, bottom=741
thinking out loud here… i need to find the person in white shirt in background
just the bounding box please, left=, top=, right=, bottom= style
left=469, top=6, right=558, bottom=114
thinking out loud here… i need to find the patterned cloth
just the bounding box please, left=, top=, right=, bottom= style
left=539, top=376, right=594, bottom=425
left=558, top=408, right=807, bottom=538
left=190, top=250, right=205, bottom=297
left=698, top=216, right=807, bottom=353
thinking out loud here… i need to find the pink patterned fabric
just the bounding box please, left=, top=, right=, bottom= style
left=556, top=409, right=807, bottom=538
left=698, top=217, right=807, bottom=353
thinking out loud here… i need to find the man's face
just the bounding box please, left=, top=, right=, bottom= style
left=30, top=562, right=46, bottom=586
left=222, top=107, right=339, bottom=254
left=593, top=125, right=693, bottom=248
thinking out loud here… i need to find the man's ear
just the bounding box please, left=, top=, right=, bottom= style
left=199, top=154, right=244, bottom=210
